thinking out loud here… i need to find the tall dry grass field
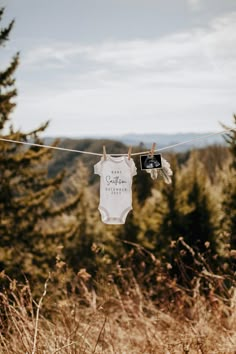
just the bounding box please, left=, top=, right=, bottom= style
left=1, top=256, right=236, bottom=354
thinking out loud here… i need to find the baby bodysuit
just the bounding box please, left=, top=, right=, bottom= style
left=94, top=155, right=137, bottom=224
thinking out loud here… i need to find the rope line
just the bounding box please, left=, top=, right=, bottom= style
left=0, top=128, right=235, bottom=157
left=0, top=138, right=102, bottom=156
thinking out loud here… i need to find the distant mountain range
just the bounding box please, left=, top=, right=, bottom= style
left=44, top=132, right=226, bottom=152
left=108, top=132, right=226, bottom=150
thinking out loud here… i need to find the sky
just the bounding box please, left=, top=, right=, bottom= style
left=1, top=0, right=236, bottom=137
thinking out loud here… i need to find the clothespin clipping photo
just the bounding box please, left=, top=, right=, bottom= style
left=127, top=146, right=132, bottom=160
left=140, top=143, right=173, bottom=184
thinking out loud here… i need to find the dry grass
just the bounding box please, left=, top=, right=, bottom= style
left=1, top=264, right=236, bottom=354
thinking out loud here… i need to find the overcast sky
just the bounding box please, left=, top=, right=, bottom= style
left=1, top=0, right=236, bottom=137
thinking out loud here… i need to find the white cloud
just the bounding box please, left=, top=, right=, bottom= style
left=199, top=13, right=236, bottom=75
left=22, top=43, right=91, bottom=68
left=83, top=12, right=236, bottom=80
left=14, top=11, right=236, bottom=135
left=22, top=11, right=236, bottom=82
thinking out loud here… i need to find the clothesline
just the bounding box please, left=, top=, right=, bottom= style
left=0, top=128, right=235, bottom=157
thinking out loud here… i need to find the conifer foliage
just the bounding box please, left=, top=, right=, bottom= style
left=222, top=116, right=236, bottom=251
left=0, top=8, right=18, bottom=129
left=0, top=8, right=80, bottom=284
left=182, top=153, right=217, bottom=255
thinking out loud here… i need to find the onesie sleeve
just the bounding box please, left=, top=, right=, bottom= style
left=94, top=159, right=102, bottom=176
left=130, top=158, right=137, bottom=177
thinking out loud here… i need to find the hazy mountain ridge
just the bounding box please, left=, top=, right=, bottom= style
left=113, top=132, right=225, bottom=149
left=44, top=132, right=226, bottom=152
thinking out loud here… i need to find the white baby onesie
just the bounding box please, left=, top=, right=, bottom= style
left=94, top=155, right=137, bottom=224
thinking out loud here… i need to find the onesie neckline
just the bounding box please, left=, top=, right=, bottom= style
left=107, top=155, right=125, bottom=162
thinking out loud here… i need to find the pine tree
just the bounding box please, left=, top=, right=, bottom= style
left=175, top=152, right=218, bottom=283
left=0, top=8, right=18, bottom=129
left=222, top=115, right=236, bottom=252
left=181, top=152, right=218, bottom=254
left=158, top=155, right=183, bottom=249
left=0, top=8, right=80, bottom=288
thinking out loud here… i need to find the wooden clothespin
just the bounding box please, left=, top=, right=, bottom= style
left=103, top=145, right=107, bottom=160
left=150, top=143, right=156, bottom=157
left=128, top=146, right=132, bottom=160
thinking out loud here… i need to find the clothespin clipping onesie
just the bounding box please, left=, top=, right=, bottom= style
left=127, top=146, right=132, bottom=160
left=140, top=142, right=173, bottom=183
left=103, top=145, right=107, bottom=160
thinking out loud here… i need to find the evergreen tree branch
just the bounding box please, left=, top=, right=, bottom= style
left=0, top=14, right=14, bottom=45
left=0, top=53, right=19, bottom=87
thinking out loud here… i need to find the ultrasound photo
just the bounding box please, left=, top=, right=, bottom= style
left=140, top=154, right=162, bottom=170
